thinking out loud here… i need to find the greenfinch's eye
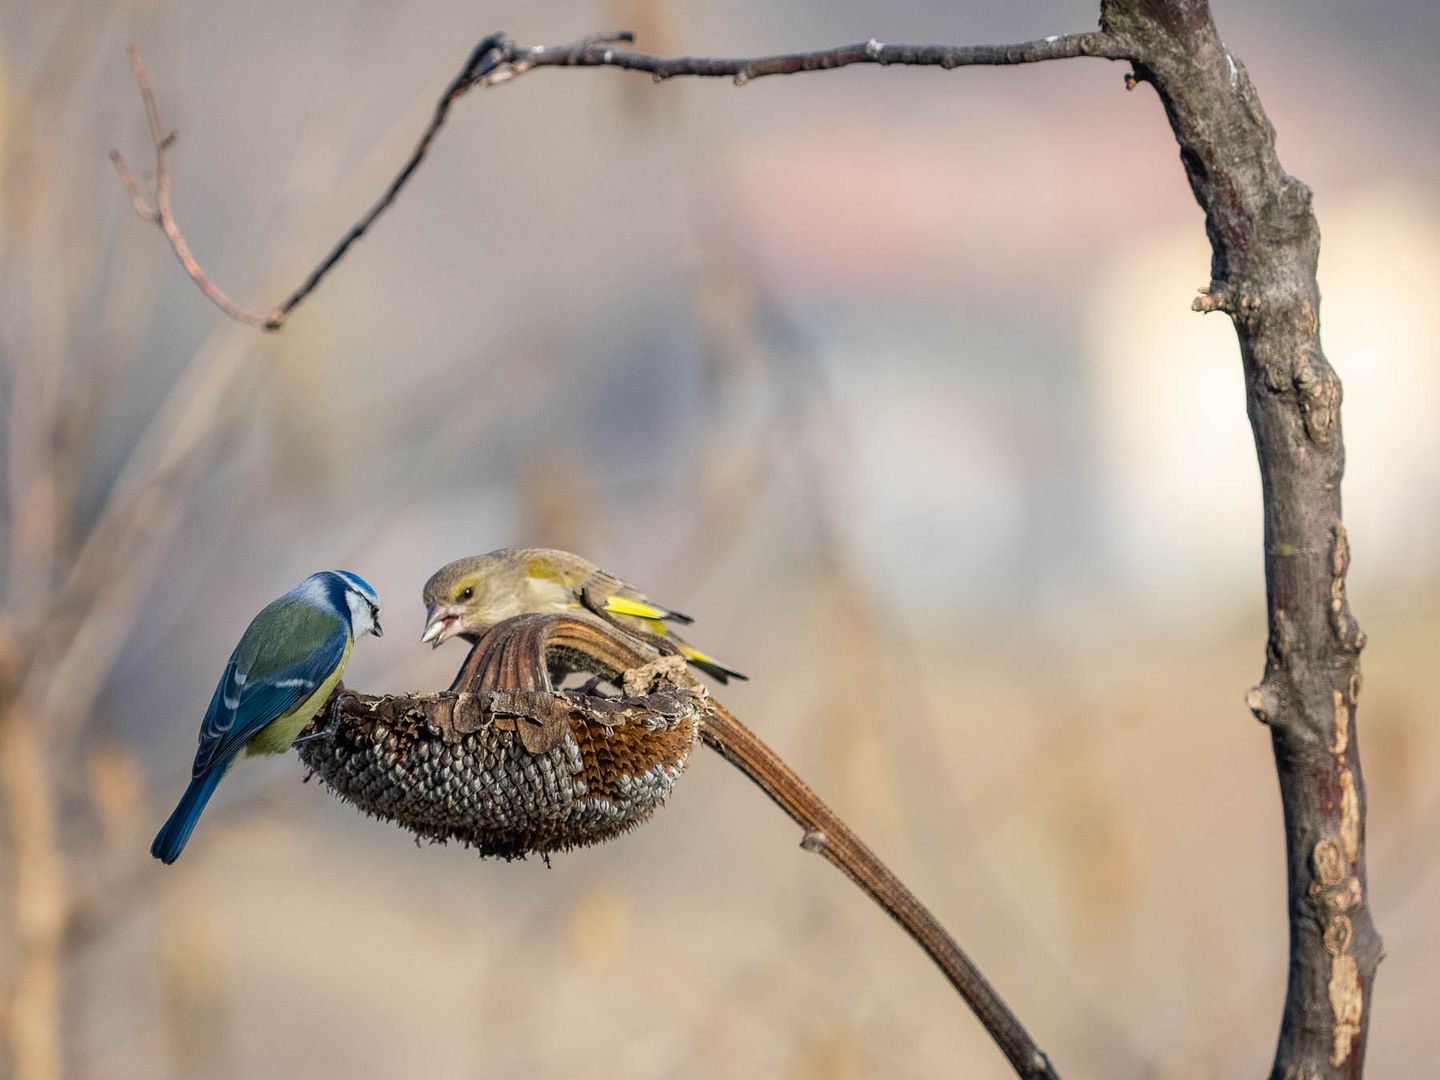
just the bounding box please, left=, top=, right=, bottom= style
left=459, top=586, right=474, bottom=602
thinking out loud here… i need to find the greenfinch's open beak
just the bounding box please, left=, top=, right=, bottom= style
left=420, top=603, right=462, bottom=648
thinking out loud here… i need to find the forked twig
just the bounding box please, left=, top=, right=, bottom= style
left=109, top=46, right=273, bottom=328
left=112, top=29, right=1126, bottom=330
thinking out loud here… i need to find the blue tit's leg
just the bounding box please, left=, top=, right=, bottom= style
left=291, top=707, right=340, bottom=747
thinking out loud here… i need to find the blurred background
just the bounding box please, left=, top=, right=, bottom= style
left=1, top=1, right=1437, bottom=1076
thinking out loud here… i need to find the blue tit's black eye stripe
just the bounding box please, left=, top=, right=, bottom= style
left=330, top=569, right=379, bottom=605
left=323, top=573, right=350, bottom=615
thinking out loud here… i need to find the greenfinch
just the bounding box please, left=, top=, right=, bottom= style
left=420, top=548, right=746, bottom=684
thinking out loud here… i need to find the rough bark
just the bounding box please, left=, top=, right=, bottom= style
left=1100, top=3, right=1380, bottom=1077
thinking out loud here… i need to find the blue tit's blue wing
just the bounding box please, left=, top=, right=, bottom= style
left=191, top=652, right=243, bottom=775
left=191, top=597, right=349, bottom=776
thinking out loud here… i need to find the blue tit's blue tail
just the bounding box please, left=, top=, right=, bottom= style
left=151, top=767, right=226, bottom=865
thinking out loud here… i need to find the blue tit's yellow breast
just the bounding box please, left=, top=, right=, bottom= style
left=244, top=635, right=352, bottom=758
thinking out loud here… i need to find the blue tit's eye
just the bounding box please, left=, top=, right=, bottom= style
left=460, top=587, right=474, bottom=602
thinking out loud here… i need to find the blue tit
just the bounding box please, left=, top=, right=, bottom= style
left=419, top=548, right=746, bottom=684
left=151, top=570, right=383, bottom=864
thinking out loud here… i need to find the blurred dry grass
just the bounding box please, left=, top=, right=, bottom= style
left=2, top=1, right=1439, bottom=1077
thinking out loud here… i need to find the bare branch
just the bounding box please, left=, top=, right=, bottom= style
left=480, top=30, right=1127, bottom=86
left=107, top=148, right=159, bottom=223
left=113, top=29, right=1130, bottom=331
left=109, top=46, right=275, bottom=329
left=1097, top=2, right=1380, bottom=1076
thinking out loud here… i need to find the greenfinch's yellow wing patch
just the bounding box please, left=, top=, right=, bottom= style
left=525, top=557, right=569, bottom=585
left=602, top=595, right=670, bottom=621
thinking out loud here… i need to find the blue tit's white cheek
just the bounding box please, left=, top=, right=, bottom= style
left=344, top=590, right=378, bottom=637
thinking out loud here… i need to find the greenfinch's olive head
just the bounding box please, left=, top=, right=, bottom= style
left=419, top=558, right=491, bottom=647
left=420, top=552, right=568, bottom=647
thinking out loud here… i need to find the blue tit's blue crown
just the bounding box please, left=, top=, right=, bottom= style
left=331, top=570, right=380, bottom=608
left=295, top=570, right=381, bottom=617
left=297, top=570, right=382, bottom=640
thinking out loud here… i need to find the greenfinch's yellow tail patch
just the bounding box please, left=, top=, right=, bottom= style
left=678, top=645, right=748, bottom=684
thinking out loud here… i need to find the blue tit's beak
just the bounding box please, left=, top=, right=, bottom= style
left=420, top=603, right=461, bottom=648
left=372, top=614, right=383, bottom=638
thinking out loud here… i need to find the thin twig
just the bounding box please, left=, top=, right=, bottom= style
left=263, top=32, right=516, bottom=328
left=112, top=29, right=1127, bottom=331
left=700, top=702, right=1058, bottom=1080
left=109, top=150, right=159, bottom=223
left=109, top=46, right=273, bottom=328
left=483, top=30, right=1126, bottom=85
